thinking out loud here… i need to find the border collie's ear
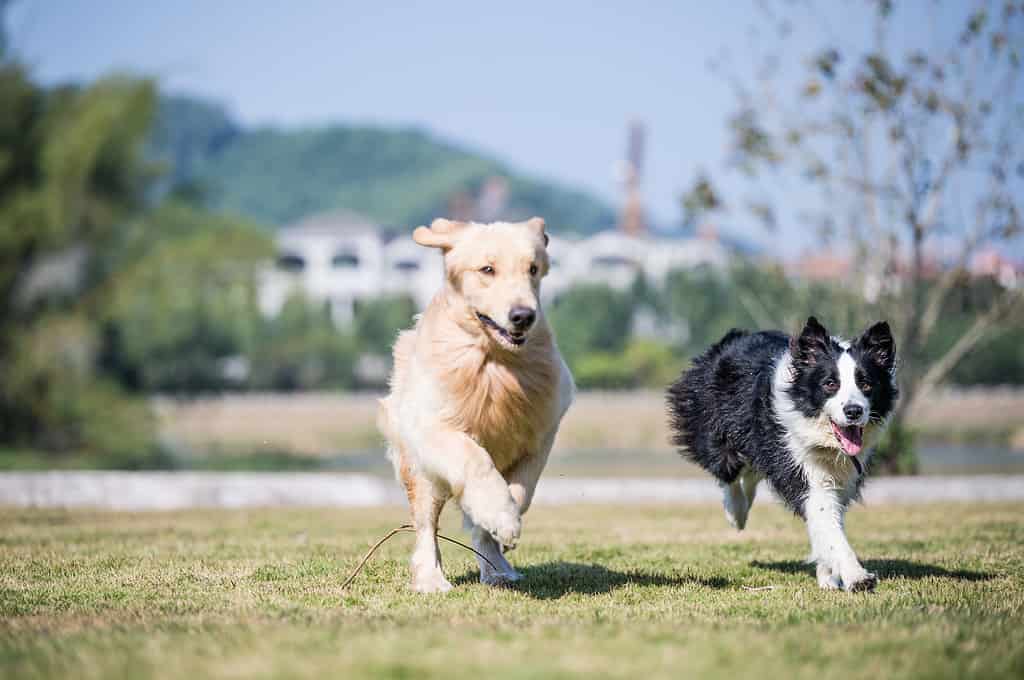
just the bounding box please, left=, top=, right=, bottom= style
left=791, top=316, right=830, bottom=368
left=413, top=218, right=467, bottom=250
left=857, top=321, right=895, bottom=372
left=525, top=216, right=549, bottom=246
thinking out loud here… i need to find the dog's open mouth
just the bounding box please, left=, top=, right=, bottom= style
left=476, top=313, right=526, bottom=346
left=830, top=421, right=864, bottom=456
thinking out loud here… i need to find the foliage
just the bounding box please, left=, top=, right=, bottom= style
left=247, top=294, right=358, bottom=391
left=547, top=260, right=1024, bottom=409
left=0, top=60, right=161, bottom=458
left=0, top=46, right=364, bottom=459
left=149, top=95, right=617, bottom=233
left=871, top=421, right=919, bottom=477
left=2, top=314, right=155, bottom=459
left=352, top=295, right=417, bottom=355
left=146, top=95, right=239, bottom=191
left=548, top=284, right=634, bottom=370
left=100, top=202, right=272, bottom=392
left=573, top=339, right=679, bottom=390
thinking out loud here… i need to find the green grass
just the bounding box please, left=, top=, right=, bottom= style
left=1, top=503, right=1022, bottom=679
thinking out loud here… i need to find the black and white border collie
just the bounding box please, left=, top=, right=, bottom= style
left=667, top=317, right=898, bottom=591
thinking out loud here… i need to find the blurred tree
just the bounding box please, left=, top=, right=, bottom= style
left=548, top=284, right=633, bottom=370
left=0, top=56, right=161, bottom=458
left=0, top=0, right=8, bottom=58
left=662, top=266, right=746, bottom=354
left=248, top=294, right=358, bottom=391
left=352, top=295, right=416, bottom=355
left=693, top=1, right=1024, bottom=472
left=100, top=202, right=272, bottom=392
left=931, top=276, right=1024, bottom=385
left=620, top=339, right=679, bottom=387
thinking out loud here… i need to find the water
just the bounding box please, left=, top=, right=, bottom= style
left=917, top=443, right=1024, bottom=475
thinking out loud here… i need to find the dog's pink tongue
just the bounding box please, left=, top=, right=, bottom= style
left=833, top=423, right=864, bottom=456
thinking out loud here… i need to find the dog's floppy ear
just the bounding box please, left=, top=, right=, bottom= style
left=413, top=218, right=467, bottom=250
left=791, top=316, right=830, bottom=368
left=856, top=320, right=896, bottom=373
left=525, top=216, right=549, bottom=246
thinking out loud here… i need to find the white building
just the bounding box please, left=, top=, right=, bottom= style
left=259, top=211, right=730, bottom=323
left=258, top=211, right=443, bottom=323
left=544, top=231, right=728, bottom=301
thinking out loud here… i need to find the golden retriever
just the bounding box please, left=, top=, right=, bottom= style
left=377, top=217, right=574, bottom=593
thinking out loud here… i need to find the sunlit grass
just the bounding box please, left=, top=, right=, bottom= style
left=1, top=502, right=1022, bottom=679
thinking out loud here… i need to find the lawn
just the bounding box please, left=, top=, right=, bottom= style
left=1, top=502, right=1022, bottom=679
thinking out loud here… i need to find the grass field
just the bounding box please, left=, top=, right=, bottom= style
left=1, top=502, right=1022, bottom=679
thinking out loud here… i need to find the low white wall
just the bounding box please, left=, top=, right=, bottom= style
left=1, top=473, right=1022, bottom=510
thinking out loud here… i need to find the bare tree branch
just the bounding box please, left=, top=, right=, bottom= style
left=914, top=290, right=1024, bottom=403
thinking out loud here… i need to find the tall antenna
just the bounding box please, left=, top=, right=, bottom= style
left=619, top=120, right=646, bottom=236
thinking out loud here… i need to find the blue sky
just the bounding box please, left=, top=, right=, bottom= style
left=6, top=1, right=987, bottom=253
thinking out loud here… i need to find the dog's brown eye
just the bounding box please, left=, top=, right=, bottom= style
left=529, top=264, right=538, bottom=276
left=824, top=377, right=838, bottom=390
left=480, top=265, right=495, bottom=275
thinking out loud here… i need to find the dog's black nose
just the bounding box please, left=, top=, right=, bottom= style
left=508, top=306, right=536, bottom=330
left=843, top=404, right=864, bottom=421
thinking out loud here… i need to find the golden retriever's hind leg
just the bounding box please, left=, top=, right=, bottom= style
left=400, top=458, right=451, bottom=593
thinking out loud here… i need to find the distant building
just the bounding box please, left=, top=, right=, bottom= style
left=544, top=230, right=728, bottom=301
left=258, top=211, right=443, bottom=323
left=258, top=211, right=732, bottom=324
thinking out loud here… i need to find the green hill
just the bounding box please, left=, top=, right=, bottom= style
left=148, top=95, right=617, bottom=233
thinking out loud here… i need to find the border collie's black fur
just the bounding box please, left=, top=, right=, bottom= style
left=666, top=317, right=898, bottom=591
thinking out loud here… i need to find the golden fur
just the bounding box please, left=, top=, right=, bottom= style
left=378, top=217, right=574, bottom=593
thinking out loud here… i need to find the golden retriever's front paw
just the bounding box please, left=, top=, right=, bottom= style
left=486, top=507, right=521, bottom=550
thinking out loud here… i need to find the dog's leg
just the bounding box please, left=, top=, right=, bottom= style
left=420, top=431, right=521, bottom=549
left=804, top=485, right=876, bottom=592
left=399, top=455, right=452, bottom=593
left=460, top=430, right=557, bottom=586
left=463, top=514, right=522, bottom=586
left=506, top=430, right=556, bottom=517
left=816, top=562, right=842, bottom=590
left=721, top=478, right=749, bottom=530
left=740, top=466, right=761, bottom=511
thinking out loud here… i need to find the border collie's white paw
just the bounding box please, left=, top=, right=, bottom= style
left=817, top=564, right=842, bottom=590
left=837, top=562, right=878, bottom=592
